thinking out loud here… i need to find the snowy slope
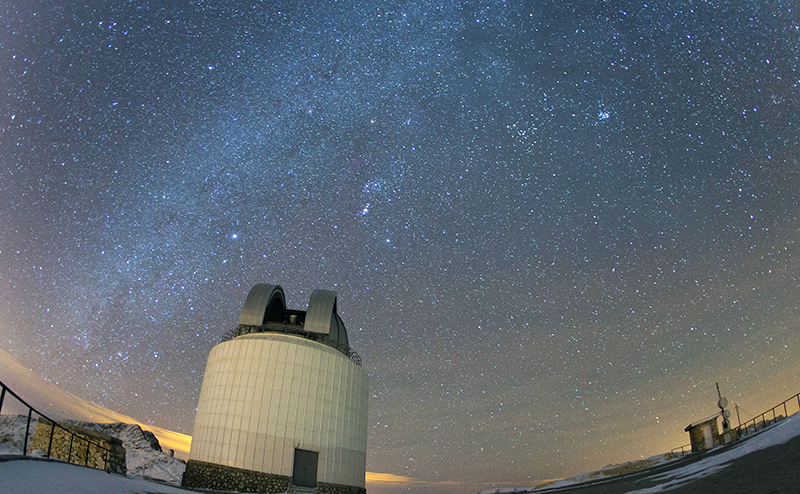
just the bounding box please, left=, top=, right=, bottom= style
left=624, top=412, right=800, bottom=494
left=504, top=452, right=682, bottom=492
left=65, top=420, right=187, bottom=483
left=0, top=414, right=37, bottom=455
left=477, top=412, right=800, bottom=494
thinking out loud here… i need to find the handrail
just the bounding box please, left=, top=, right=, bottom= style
left=735, top=391, right=800, bottom=437
left=220, top=326, right=364, bottom=367
left=0, top=379, right=112, bottom=470
left=670, top=443, right=691, bottom=456
left=670, top=390, right=800, bottom=455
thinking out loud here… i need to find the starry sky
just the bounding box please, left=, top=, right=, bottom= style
left=1, top=1, right=799, bottom=493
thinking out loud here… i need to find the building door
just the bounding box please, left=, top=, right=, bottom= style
left=702, top=424, right=714, bottom=450
left=292, top=448, right=318, bottom=488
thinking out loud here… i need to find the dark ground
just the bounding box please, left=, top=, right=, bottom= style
left=536, top=433, right=800, bottom=494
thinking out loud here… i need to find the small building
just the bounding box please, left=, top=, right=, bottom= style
left=182, top=284, right=369, bottom=494
left=685, top=412, right=721, bottom=453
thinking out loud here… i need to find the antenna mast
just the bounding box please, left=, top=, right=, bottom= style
left=715, top=382, right=731, bottom=431
left=735, top=403, right=742, bottom=429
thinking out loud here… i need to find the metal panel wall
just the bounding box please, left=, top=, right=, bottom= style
left=189, top=333, right=368, bottom=488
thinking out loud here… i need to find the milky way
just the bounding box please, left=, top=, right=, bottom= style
left=1, top=2, right=799, bottom=493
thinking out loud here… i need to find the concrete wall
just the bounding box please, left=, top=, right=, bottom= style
left=188, top=333, right=368, bottom=489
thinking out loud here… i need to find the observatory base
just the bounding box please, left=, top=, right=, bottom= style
left=182, top=460, right=290, bottom=493
left=182, top=460, right=367, bottom=494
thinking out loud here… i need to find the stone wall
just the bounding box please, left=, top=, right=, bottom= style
left=718, top=427, right=740, bottom=445
left=30, top=419, right=126, bottom=475
left=318, top=480, right=367, bottom=494
left=181, top=460, right=367, bottom=494
left=182, top=459, right=291, bottom=493
left=686, top=418, right=720, bottom=453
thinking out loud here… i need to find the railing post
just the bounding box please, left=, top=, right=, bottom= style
left=85, top=438, right=90, bottom=466
left=47, top=419, right=56, bottom=459
left=68, top=433, right=74, bottom=463
left=0, top=385, right=6, bottom=415
left=23, top=408, right=33, bottom=456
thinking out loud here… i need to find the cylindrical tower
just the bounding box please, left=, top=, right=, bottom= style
left=182, top=284, right=368, bottom=494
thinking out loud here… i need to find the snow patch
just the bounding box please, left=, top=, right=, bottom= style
left=0, top=414, right=37, bottom=454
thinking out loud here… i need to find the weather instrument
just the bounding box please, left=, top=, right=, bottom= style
left=716, top=382, right=731, bottom=431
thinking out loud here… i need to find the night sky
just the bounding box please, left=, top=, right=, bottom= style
left=2, top=1, right=799, bottom=493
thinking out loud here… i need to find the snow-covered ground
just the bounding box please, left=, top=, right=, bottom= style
left=478, top=412, right=800, bottom=494
left=624, top=412, right=800, bottom=494
left=495, top=452, right=682, bottom=492
left=1, top=412, right=799, bottom=494
left=0, top=461, right=191, bottom=494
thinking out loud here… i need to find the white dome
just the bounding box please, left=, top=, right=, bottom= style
left=232, top=284, right=354, bottom=359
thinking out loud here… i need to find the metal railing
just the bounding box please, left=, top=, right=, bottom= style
left=220, top=325, right=364, bottom=367
left=670, top=390, right=800, bottom=455
left=670, top=443, right=691, bottom=456
left=348, top=348, right=362, bottom=367
left=736, top=391, right=800, bottom=437
left=0, top=379, right=112, bottom=470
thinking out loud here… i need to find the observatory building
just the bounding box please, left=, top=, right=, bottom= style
left=182, top=284, right=369, bottom=494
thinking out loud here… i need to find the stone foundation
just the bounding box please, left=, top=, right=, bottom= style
left=318, top=480, right=367, bottom=494
left=30, top=419, right=126, bottom=475
left=182, top=459, right=291, bottom=493
left=181, top=460, right=366, bottom=494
